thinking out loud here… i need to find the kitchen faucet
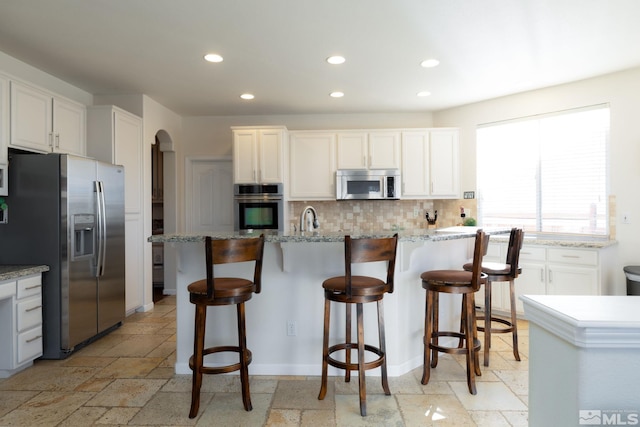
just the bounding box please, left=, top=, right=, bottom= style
left=299, top=205, right=319, bottom=232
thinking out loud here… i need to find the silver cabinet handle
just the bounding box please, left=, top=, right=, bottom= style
left=25, top=284, right=42, bottom=290
left=26, top=335, right=42, bottom=343
left=25, top=305, right=43, bottom=312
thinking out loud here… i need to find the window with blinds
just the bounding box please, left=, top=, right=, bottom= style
left=476, top=104, right=609, bottom=236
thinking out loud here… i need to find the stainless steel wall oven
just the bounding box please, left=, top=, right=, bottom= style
left=234, top=183, right=284, bottom=232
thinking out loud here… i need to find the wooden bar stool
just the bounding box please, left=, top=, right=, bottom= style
left=187, top=235, right=265, bottom=418
left=463, top=227, right=524, bottom=366
left=318, top=234, right=398, bottom=416
left=420, top=229, right=487, bottom=394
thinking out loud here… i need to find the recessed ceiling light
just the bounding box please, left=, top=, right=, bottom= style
left=204, top=53, right=223, bottom=63
left=326, top=56, right=346, bottom=65
left=420, top=58, right=440, bottom=68
left=417, top=91, right=431, bottom=97
left=240, top=93, right=255, bottom=100
left=330, top=91, right=344, bottom=98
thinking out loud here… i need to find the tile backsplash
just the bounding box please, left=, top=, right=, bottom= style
left=288, top=199, right=477, bottom=233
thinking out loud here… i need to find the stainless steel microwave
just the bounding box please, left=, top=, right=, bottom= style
left=336, top=169, right=400, bottom=200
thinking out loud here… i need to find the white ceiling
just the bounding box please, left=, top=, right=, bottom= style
left=0, top=0, right=639, bottom=117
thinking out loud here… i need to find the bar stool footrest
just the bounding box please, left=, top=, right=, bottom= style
left=327, top=343, right=385, bottom=372
left=429, top=331, right=481, bottom=355
left=189, top=345, right=253, bottom=375
left=477, top=316, right=515, bottom=334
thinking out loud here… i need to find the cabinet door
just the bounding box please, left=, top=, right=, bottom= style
left=233, top=129, right=258, bottom=183
left=401, top=131, right=430, bottom=197
left=514, top=261, right=547, bottom=313
left=289, top=132, right=336, bottom=199
left=337, top=132, right=367, bottom=169
left=53, top=97, right=86, bottom=155
left=10, top=81, right=52, bottom=153
left=429, top=129, right=459, bottom=197
left=369, top=131, right=400, bottom=169
left=113, top=110, right=143, bottom=215
left=258, top=129, right=284, bottom=183
left=547, top=264, right=598, bottom=295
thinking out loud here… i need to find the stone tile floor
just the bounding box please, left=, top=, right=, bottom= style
left=0, top=295, right=529, bottom=426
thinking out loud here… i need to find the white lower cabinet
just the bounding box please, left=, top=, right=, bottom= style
left=478, top=242, right=613, bottom=316
left=0, top=273, right=44, bottom=377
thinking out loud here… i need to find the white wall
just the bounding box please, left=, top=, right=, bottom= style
left=433, top=66, right=640, bottom=292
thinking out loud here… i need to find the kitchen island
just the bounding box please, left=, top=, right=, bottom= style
left=149, top=229, right=504, bottom=376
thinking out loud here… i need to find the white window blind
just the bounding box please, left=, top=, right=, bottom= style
left=476, top=105, right=609, bottom=236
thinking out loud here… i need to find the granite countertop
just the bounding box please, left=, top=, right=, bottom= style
left=148, top=227, right=508, bottom=244
left=148, top=227, right=617, bottom=249
left=0, top=265, right=50, bottom=282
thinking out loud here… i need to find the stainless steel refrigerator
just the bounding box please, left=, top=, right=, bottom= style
left=0, top=153, right=125, bottom=359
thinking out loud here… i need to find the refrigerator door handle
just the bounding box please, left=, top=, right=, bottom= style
left=95, top=181, right=107, bottom=277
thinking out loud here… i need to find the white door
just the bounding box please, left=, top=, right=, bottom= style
left=188, top=159, right=233, bottom=232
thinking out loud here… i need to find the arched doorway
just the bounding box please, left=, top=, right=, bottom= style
left=151, top=129, right=176, bottom=301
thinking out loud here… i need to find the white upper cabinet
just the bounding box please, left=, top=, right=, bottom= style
left=10, top=81, right=85, bottom=156
left=401, top=128, right=459, bottom=199
left=289, top=131, right=336, bottom=200
left=232, top=126, right=286, bottom=184
left=336, top=131, right=400, bottom=170
left=429, top=129, right=459, bottom=197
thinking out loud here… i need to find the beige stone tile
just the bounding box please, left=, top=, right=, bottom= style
left=0, top=390, right=40, bottom=417
left=335, top=394, right=401, bottom=425
left=0, top=391, right=94, bottom=426
left=128, top=391, right=198, bottom=425
left=502, top=410, right=529, bottom=426
left=146, top=367, right=176, bottom=379
left=111, top=322, right=168, bottom=336
left=86, top=378, right=167, bottom=407
left=470, top=410, right=511, bottom=426
left=57, top=406, right=108, bottom=426
left=94, top=357, right=163, bottom=378
left=195, top=393, right=270, bottom=426
left=100, top=335, right=169, bottom=357
left=60, top=356, right=117, bottom=368
left=96, top=407, right=141, bottom=425
left=146, top=341, right=178, bottom=358
left=74, top=377, right=114, bottom=392
left=265, top=408, right=301, bottom=426
left=449, top=381, right=527, bottom=411
left=494, top=369, right=528, bottom=396
left=397, top=394, right=476, bottom=426
left=300, top=409, right=336, bottom=426
left=0, top=365, right=99, bottom=391
left=272, top=379, right=335, bottom=410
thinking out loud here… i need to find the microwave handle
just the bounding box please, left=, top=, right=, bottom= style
left=382, top=176, right=388, bottom=198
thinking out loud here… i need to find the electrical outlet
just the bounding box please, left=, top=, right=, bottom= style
left=413, top=208, right=419, bottom=217
left=623, top=212, right=631, bottom=224
left=463, top=191, right=475, bottom=199
left=286, top=320, right=297, bottom=336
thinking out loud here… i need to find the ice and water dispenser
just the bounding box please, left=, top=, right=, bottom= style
left=72, top=214, right=95, bottom=260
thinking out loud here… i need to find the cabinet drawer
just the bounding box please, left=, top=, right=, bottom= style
left=519, top=246, right=546, bottom=262
left=0, top=280, right=16, bottom=300
left=17, top=295, right=42, bottom=332
left=17, top=275, right=42, bottom=299
left=17, top=326, right=43, bottom=364
left=547, top=248, right=597, bottom=266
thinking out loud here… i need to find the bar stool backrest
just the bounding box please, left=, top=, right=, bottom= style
left=344, top=233, right=399, bottom=296
left=470, top=229, right=488, bottom=292
left=505, top=228, right=524, bottom=279
left=205, top=235, right=265, bottom=298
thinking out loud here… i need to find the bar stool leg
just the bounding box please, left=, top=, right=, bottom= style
left=484, top=281, right=492, bottom=367
left=471, top=294, right=482, bottom=377
left=318, top=298, right=331, bottom=400
left=463, top=294, right=478, bottom=395
left=509, top=279, right=521, bottom=361
left=431, top=292, right=439, bottom=368
left=236, top=302, right=252, bottom=411
left=189, top=304, right=207, bottom=418
left=356, top=302, right=366, bottom=416
left=377, top=300, right=390, bottom=396
left=345, top=303, right=352, bottom=383
left=421, top=290, right=433, bottom=385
